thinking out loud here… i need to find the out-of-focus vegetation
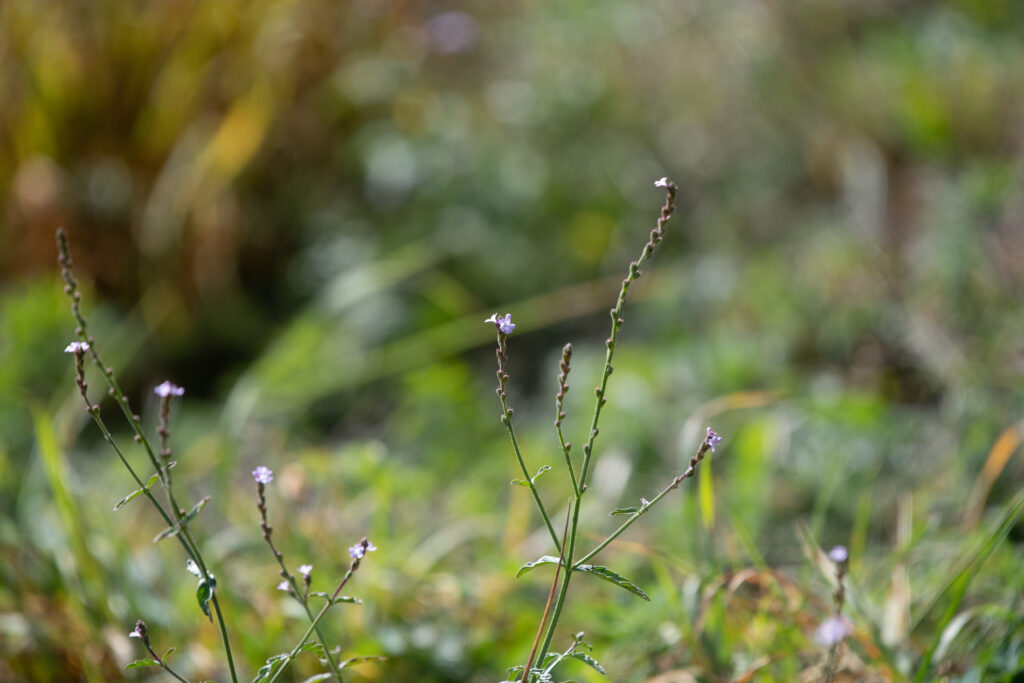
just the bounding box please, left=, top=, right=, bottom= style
left=3, top=0, right=1024, bottom=680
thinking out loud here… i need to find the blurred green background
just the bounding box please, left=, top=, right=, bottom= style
left=3, top=0, right=1024, bottom=681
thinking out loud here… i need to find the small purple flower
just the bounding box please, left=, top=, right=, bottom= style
left=252, top=466, right=274, bottom=485
left=828, top=546, right=849, bottom=564
left=705, top=428, right=723, bottom=453
left=277, top=580, right=291, bottom=593
left=128, top=620, right=149, bottom=645
left=154, top=381, right=185, bottom=398
left=654, top=177, right=671, bottom=188
left=484, top=313, right=515, bottom=335
left=297, top=564, right=313, bottom=578
left=64, top=341, right=90, bottom=353
left=348, top=539, right=378, bottom=560
left=814, top=615, right=850, bottom=647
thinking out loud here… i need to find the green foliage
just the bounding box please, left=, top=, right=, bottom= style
left=3, top=0, right=1024, bottom=681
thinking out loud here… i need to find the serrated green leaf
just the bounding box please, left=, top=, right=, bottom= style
left=115, top=463, right=177, bottom=512
left=516, top=558, right=650, bottom=600
left=514, top=555, right=561, bottom=578
left=512, top=465, right=551, bottom=488
left=338, top=655, right=386, bottom=670
left=126, top=658, right=160, bottom=669
left=113, top=488, right=146, bottom=511
left=253, top=653, right=290, bottom=682
left=310, top=591, right=362, bottom=606
left=333, top=595, right=362, bottom=604
left=148, top=461, right=176, bottom=488
left=569, top=652, right=606, bottom=674
left=609, top=506, right=639, bottom=516
left=183, top=496, right=211, bottom=524
left=575, top=564, right=649, bottom=601
left=196, top=576, right=216, bottom=622
left=299, top=642, right=325, bottom=658
left=153, top=524, right=180, bottom=542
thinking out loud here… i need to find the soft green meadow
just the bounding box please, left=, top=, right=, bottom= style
left=3, top=1, right=1024, bottom=681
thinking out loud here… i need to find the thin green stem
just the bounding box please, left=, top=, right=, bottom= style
left=499, top=395, right=561, bottom=550
left=574, top=439, right=712, bottom=568
left=266, top=552, right=365, bottom=683
left=258, top=486, right=343, bottom=681
left=57, top=230, right=240, bottom=683
left=534, top=497, right=581, bottom=672
left=86, top=407, right=237, bottom=681
left=144, top=643, right=191, bottom=683
left=520, top=506, right=571, bottom=682
left=556, top=429, right=578, bottom=496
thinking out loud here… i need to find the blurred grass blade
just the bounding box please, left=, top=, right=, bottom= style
left=32, top=406, right=105, bottom=615
left=912, top=491, right=1024, bottom=681
left=698, top=455, right=714, bottom=532
left=963, top=419, right=1024, bottom=528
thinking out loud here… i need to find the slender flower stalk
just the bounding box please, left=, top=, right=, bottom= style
left=532, top=178, right=681, bottom=667
left=820, top=546, right=851, bottom=682
left=572, top=429, right=719, bottom=568
left=489, top=179, right=710, bottom=679
left=57, top=229, right=239, bottom=683
left=265, top=538, right=376, bottom=683
left=254, top=469, right=344, bottom=681
left=520, top=506, right=572, bottom=683
left=487, top=313, right=561, bottom=549
left=129, top=620, right=190, bottom=683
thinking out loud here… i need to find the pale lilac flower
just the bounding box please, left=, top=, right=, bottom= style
left=814, top=615, right=850, bottom=647
left=128, top=620, right=149, bottom=645
left=654, top=177, right=670, bottom=188
left=705, top=428, right=723, bottom=453
left=829, top=546, right=849, bottom=564
left=64, top=341, right=90, bottom=353
left=277, top=580, right=291, bottom=592
left=154, top=381, right=185, bottom=398
left=348, top=539, right=378, bottom=560
left=484, top=313, right=515, bottom=335
left=252, top=466, right=274, bottom=485
left=297, top=564, right=313, bottom=578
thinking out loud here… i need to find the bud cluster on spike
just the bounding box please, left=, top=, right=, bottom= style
left=555, top=343, right=572, bottom=428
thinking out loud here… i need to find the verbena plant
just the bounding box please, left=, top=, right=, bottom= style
left=57, top=229, right=378, bottom=682
left=485, top=178, right=723, bottom=682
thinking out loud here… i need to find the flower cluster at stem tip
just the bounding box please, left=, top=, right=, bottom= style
left=484, top=313, right=516, bottom=335
left=829, top=545, right=849, bottom=563
left=154, top=381, right=185, bottom=398
left=349, top=539, right=378, bottom=560
left=252, top=466, right=274, bottom=485
left=705, top=427, right=722, bottom=453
